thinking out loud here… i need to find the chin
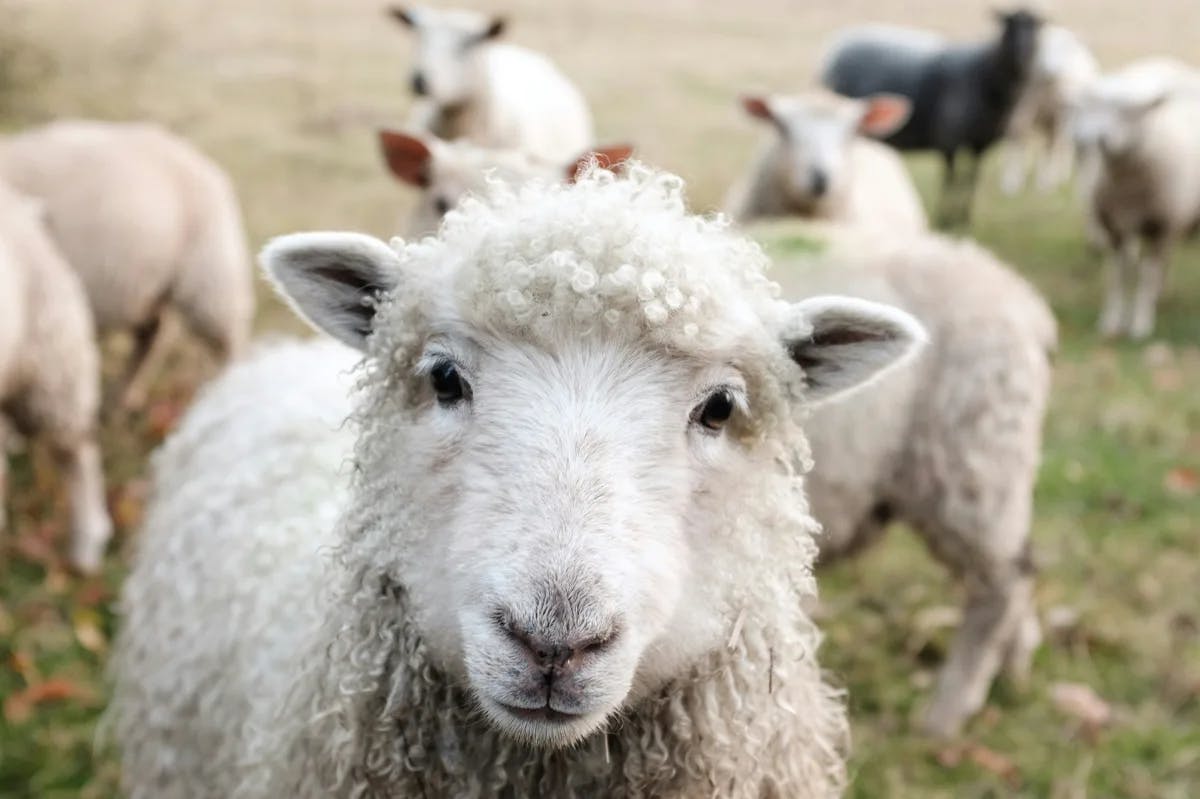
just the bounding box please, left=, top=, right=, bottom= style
left=478, top=695, right=611, bottom=748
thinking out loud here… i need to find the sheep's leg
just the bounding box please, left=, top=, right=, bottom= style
left=1000, top=136, right=1031, bottom=196
left=1098, top=237, right=1138, bottom=338
left=119, top=312, right=171, bottom=412
left=55, top=436, right=112, bottom=574
left=1001, top=593, right=1042, bottom=686
left=1128, top=237, right=1169, bottom=340
left=1039, top=116, right=1073, bottom=192
left=936, top=150, right=959, bottom=228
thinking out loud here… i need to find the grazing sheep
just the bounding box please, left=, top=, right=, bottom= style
left=389, top=6, right=594, bottom=164
left=378, top=128, right=631, bottom=235
left=0, top=181, right=111, bottom=573
left=725, top=91, right=927, bottom=232
left=112, top=166, right=929, bottom=797
left=754, top=219, right=1056, bottom=738
left=1072, top=58, right=1200, bottom=339
left=0, top=120, right=254, bottom=409
left=1000, top=24, right=1100, bottom=195
left=822, top=10, right=1043, bottom=226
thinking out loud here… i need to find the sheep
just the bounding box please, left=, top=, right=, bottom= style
left=378, top=128, right=632, bottom=235
left=724, top=91, right=928, bottom=232
left=1071, top=58, right=1200, bottom=339
left=0, top=181, right=111, bottom=573
left=821, top=10, right=1043, bottom=227
left=0, top=120, right=254, bottom=409
left=111, top=165, right=929, bottom=797
left=751, top=219, right=1056, bottom=737
left=1000, top=24, right=1100, bottom=195
left=388, top=6, right=594, bottom=165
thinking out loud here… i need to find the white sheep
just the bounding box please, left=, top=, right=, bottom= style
left=111, top=166, right=928, bottom=797
left=725, top=91, right=927, bottom=232
left=754, top=220, right=1056, bottom=737
left=389, top=6, right=594, bottom=164
left=0, top=181, right=111, bottom=573
left=377, top=128, right=631, bottom=235
left=1072, top=58, right=1200, bottom=339
left=0, top=120, right=254, bottom=408
left=1001, top=24, right=1100, bottom=195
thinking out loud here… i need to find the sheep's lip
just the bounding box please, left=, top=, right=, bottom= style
left=494, top=701, right=584, bottom=724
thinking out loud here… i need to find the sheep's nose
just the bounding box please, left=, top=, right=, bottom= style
left=496, top=615, right=618, bottom=679
left=810, top=168, right=829, bottom=197
left=410, top=71, right=428, bottom=96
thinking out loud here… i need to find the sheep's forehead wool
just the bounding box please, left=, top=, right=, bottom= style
left=381, top=166, right=788, bottom=357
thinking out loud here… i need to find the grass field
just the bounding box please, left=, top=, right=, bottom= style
left=1, top=1, right=1198, bottom=796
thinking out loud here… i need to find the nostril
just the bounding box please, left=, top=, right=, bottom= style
left=492, top=609, right=621, bottom=672
left=411, top=72, right=428, bottom=96
left=810, top=168, right=829, bottom=197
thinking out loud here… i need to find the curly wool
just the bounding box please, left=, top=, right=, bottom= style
left=114, top=168, right=849, bottom=798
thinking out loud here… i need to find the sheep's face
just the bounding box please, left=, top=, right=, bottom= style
left=389, top=6, right=503, bottom=107
left=741, top=93, right=910, bottom=209
left=1072, top=88, right=1165, bottom=160
left=995, top=9, right=1042, bottom=80
left=263, top=169, right=925, bottom=749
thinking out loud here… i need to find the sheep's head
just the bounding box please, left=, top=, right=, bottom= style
left=993, top=8, right=1043, bottom=80
left=741, top=92, right=910, bottom=208
left=388, top=5, right=504, bottom=106
left=1072, top=78, right=1169, bottom=160
left=378, top=129, right=634, bottom=236
left=263, top=167, right=924, bottom=748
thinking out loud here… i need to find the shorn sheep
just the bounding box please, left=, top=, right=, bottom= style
left=0, top=181, right=111, bottom=573
left=822, top=11, right=1042, bottom=226
left=725, top=91, right=927, bottom=232
left=389, top=6, right=594, bottom=164
left=378, top=128, right=631, bottom=235
left=756, top=221, right=1057, bottom=737
left=1072, top=58, right=1200, bottom=339
left=112, top=166, right=927, bottom=797
left=1000, top=24, right=1100, bottom=195
left=0, top=120, right=254, bottom=408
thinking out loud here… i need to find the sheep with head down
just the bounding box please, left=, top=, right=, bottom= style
left=111, top=165, right=927, bottom=797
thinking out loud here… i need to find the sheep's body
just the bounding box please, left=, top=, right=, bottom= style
left=113, top=169, right=933, bottom=797
left=1074, top=59, right=1200, bottom=339
left=726, top=92, right=926, bottom=232
left=399, top=8, right=593, bottom=164
left=757, top=220, right=1056, bottom=737
left=0, top=120, right=254, bottom=406
left=0, top=181, right=111, bottom=572
left=821, top=13, right=1041, bottom=226
left=1001, top=25, right=1100, bottom=194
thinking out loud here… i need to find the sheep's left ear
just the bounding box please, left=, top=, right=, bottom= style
left=565, top=143, right=634, bottom=182
left=261, top=232, right=405, bottom=351
left=782, top=296, right=926, bottom=406
left=858, top=94, right=911, bottom=138
left=481, top=17, right=506, bottom=40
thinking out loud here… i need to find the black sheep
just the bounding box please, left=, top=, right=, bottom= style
left=822, top=10, right=1043, bottom=227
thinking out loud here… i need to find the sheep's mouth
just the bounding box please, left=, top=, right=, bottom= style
left=494, top=701, right=585, bottom=724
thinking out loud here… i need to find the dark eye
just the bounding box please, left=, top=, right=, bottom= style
left=430, top=360, right=468, bottom=405
left=693, top=389, right=735, bottom=432
left=434, top=196, right=452, bottom=216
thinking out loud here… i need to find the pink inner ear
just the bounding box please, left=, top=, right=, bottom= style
left=741, top=96, right=774, bottom=123
left=859, top=96, right=911, bottom=137
left=378, top=130, right=432, bottom=187
left=565, top=144, right=635, bottom=183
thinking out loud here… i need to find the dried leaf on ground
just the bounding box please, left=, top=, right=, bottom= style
left=1163, top=467, right=1199, bottom=497
left=3, top=677, right=95, bottom=724
left=1051, top=682, right=1113, bottom=732
left=936, top=742, right=1021, bottom=788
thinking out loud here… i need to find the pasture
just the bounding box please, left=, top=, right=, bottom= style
left=0, top=0, right=1198, bottom=796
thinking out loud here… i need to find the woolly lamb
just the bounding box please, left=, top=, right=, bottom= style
left=389, top=6, right=594, bottom=164
left=1001, top=24, right=1100, bottom=195
left=112, top=167, right=928, bottom=797
left=754, top=220, right=1056, bottom=737
left=725, top=91, right=927, bottom=232
left=822, top=10, right=1042, bottom=226
left=0, top=182, right=111, bottom=573
left=1072, top=58, right=1200, bottom=339
left=0, top=120, right=254, bottom=409
left=378, top=128, right=631, bottom=235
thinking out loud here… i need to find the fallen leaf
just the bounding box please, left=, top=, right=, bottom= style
left=935, top=743, right=1021, bottom=788
left=1164, top=467, right=1199, bottom=497
left=2, top=677, right=93, bottom=724
left=1051, top=682, right=1112, bottom=731
left=73, top=608, right=107, bottom=654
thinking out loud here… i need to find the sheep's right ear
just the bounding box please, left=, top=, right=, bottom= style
left=379, top=130, right=433, bottom=187
left=858, top=94, right=911, bottom=138
left=741, top=95, right=777, bottom=125
left=388, top=6, right=416, bottom=27
left=261, top=233, right=404, bottom=351
left=781, top=296, right=927, bottom=406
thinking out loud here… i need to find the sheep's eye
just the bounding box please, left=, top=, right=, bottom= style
left=694, top=389, right=735, bottom=432
left=434, top=196, right=452, bottom=216
left=430, top=360, right=468, bottom=405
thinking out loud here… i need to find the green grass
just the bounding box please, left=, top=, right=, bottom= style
left=2, top=1, right=1200, bottom=795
